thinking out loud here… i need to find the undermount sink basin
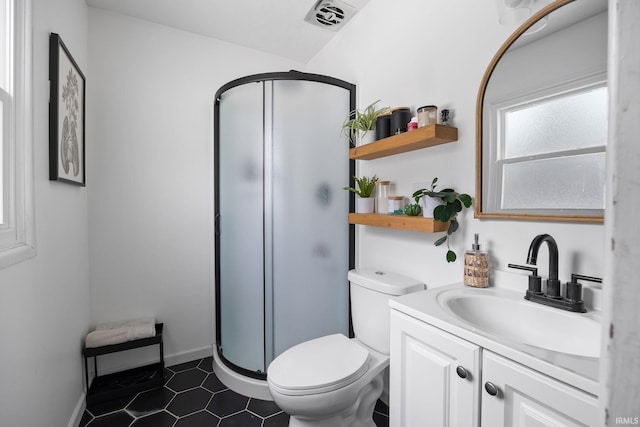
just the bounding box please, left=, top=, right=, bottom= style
left=437, top=288, right=601, bottom=358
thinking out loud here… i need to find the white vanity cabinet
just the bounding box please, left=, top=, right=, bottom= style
left=481, top=350, right=598, bottom=426
left=389, top=310, right=481, bottom=427
left=390, top=308, right=598, bottom=427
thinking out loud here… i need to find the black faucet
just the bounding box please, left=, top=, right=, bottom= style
left=526, top=234, right=561, bottom=298
left=508, top=234, right=602, bottom=313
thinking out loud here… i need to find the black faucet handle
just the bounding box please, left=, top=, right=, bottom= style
left=565, top=274, right=602, bottom=305
left=508, top=264, right=542, bottom=294
left=570, top=274, right=603, bottom=285
left=507, top=263, right=538, bottom=275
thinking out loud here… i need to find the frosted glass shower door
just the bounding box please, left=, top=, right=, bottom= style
left=269, top=80, right=350, bottom=362
left=216, top=73, right=353, bottom=378
left=218, top=82, right=266, bottom=373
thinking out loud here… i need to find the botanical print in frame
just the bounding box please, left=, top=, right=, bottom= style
left=49, top=33, right=86, bottom=186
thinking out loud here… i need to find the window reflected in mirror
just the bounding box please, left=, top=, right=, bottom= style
left=476, top=0, right=608, bottom=222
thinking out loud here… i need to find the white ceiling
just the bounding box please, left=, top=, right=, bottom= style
left=86, top=0, right=370, bottom=63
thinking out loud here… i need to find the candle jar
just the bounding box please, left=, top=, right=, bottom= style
left=417, top=105, right=438, bottom=127
left=387, top=196, right=406, bottom=215
left=375, top=113, right=391, bottom=140
left=390, top=107, right=412, bottom=135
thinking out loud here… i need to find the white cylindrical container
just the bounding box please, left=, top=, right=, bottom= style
left=374, top=181, right=390, bottom=213
left=387, top=196, right=406, bottom=215
left=417, top=105, right=438, bottom=127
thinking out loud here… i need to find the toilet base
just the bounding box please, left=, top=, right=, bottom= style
left=287, top=374, right=383, bottom=427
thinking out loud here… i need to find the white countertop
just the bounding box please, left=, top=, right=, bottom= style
left=389, top=282, right=600, bottom=396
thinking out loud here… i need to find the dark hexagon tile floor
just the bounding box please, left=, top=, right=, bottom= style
left=80, top=357, right=389, bottom=427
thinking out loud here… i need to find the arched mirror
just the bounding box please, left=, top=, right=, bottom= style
left=475, top=0, right=608, bottom=222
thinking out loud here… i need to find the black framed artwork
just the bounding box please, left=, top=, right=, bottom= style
left=49, top=33, right=86, bottom=186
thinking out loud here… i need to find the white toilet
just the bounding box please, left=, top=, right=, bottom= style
left=267, top=269, right=425, bottom=427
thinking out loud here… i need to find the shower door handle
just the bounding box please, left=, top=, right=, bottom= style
left=215, top=214, right=221, bottom=236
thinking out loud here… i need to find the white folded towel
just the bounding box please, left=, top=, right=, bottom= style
left=85, top=317, right=155, bottom=348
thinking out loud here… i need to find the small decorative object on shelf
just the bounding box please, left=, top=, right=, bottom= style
left=388, top=196, right=407, bottom=214
left=375, top=113, right=391, bottom=140
left=343, top=100, right=390, bottom=147
left=390, top=106, right=412, bottom=135
left=375, top=180, right=391, bottom=213
left=440, top=109, right=451, bottom=126
left=407, top=117, right=419, bottom=131
left=417, top=105, right=437, bottom=128
left=413, top=177, right=473, bottom=263
left=403, top=202, right=422, bottom=216
left=343, top=175, right=379, bottom=213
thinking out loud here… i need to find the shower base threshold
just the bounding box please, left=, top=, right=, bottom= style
left=213, top=350, right=272, bottom=400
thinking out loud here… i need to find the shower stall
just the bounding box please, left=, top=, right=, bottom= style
left=213, top=71, right=355, bottom=397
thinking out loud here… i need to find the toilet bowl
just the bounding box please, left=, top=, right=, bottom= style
left=267, top=269, right=425, bottom=427
left=268, top=334, right=387, bottom=427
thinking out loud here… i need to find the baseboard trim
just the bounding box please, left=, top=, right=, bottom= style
left=93, top=345, right=214, bottom=377
left=67, top=393, right=86, bottom=427
left=165, top=346, right=213, bottom=368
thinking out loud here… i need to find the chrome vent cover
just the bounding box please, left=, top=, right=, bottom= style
left=304, top=0, right=358, bottom=31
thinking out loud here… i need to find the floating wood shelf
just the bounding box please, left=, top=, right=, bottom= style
left=348, top=213, right=449, bottom=233
left=349, top=124, right=458, bottom=160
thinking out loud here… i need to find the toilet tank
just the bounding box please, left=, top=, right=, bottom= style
left=348, top=269, right=425, bottom=354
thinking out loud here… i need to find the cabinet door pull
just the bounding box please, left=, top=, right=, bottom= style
left=456, top=366, right=468, bottom=379
left=484, top=382, right=499, bottom=397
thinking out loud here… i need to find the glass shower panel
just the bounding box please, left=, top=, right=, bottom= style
left=270, top=80, right=350, bottom=361
left=219, top=82, right=266, bottom=373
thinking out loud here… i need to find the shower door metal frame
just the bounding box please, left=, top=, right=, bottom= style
left=213, top=71, right=356, bottom=380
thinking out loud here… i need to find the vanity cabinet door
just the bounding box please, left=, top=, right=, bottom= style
left=481, top=350, right=598, bottom=426
left=390, top=310, right=481, bottom=427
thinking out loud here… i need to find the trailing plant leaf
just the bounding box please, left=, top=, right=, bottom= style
left=447, top=219, right=459, bottom=235
left=459, top=193, right=473, bottom=208
left=446, top=250, right=457, bottom=263
left=434, top=235, right=448, bottom=246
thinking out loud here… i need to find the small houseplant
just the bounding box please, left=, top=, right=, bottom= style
left=403, top=201, right=422, bottom=216
left=412, top=178, right=473, bottom=262
left=343, top=175, right=378, bottom=213
left=342, top=100, right=390, bottom=146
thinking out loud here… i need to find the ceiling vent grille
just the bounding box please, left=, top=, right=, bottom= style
left=304, top=0, right=358, bottom=31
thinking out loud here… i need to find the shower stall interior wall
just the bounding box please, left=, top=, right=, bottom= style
left=214, top=72, right=355, bottom=381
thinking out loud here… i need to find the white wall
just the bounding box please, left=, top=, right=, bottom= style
left=87, top=9, right=303, bottom=371
left=306, top=0, right=605, bottom=290
left=0, top=0, right=90, bottom=426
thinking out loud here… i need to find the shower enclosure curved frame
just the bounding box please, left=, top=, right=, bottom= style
left=213, top=71, right=356, bottom=392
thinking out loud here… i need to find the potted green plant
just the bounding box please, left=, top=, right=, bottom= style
left=342, top=100, right=390, bottom=146
left=412, top=178, right=473, bottom=262
left=343, top=175, right=378, bottom=213
left=403, top=201, right=422, bottom=216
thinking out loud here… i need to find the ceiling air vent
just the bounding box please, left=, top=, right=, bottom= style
left=304, top=0, right=358, bottom=31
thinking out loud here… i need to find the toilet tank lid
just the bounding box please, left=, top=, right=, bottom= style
left=348, top=269, right=425, bottom=295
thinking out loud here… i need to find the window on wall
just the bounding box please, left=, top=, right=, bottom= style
left=490, top=80, right=607, bottom=215
left=0, top=0, right=35, bottom=269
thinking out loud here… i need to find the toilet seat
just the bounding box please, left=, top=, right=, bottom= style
left=267, top=334, right=370, bottom=396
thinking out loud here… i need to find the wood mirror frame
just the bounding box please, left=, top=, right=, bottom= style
left=475, top=0, right=604, bottom=223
